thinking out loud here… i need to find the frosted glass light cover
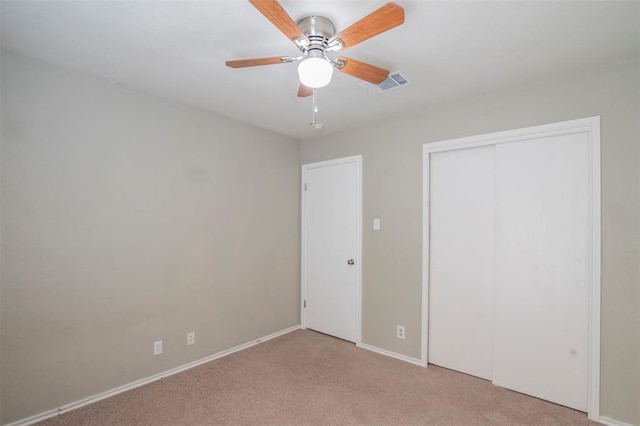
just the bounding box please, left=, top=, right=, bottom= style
left=298, top=58, right=333, bottom=88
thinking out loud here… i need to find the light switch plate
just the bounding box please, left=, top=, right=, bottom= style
left=373, top=218, right=381, bottom=230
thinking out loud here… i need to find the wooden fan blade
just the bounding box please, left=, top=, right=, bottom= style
left=226, top=56, right=289, bottom=68
left=336, top=56, right=389, bottom=84
left=297, top=84, right=313, bottom=97
left=249, top=0, right=306, bottom=43
left=330, top=2, right=404, bottom=49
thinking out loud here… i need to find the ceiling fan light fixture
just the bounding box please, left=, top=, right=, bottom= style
left=298, top=57, right=333, bottom=88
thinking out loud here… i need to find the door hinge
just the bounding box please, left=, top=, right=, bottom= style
left=304, top=300, right=307, bottom=308
left=304, top=182, right=307, bottom=191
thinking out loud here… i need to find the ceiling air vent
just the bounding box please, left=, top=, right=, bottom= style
left=359, top=71, right=412, bottom=95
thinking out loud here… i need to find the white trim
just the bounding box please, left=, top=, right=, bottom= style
left=588, top=118, right=601, bottom=421
left=422, top=116, right=601, bottom=419
left=301, top=155, right=363, bottom=345
left=6, top=325, right=301, bottom=426
left=357, top=343, right=423, bottom=366
left=421, top=143, right=430, bottom=368
left=599, top=416, right=636, bottom=426
left=424, top=117, right=597, bottom=153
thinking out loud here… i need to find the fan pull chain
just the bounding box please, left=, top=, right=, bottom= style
left=313, top=88, right=317, bottom=117
left=310, top=88, right=324, bottom=130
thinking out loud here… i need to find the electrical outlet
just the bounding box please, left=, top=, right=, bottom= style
left=153, top=340, right=163, bottom=355
left=397, top=325, right=405, bottom=340
left=187, top=331, right=195, bottom=346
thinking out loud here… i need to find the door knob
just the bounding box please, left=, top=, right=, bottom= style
left=347, top=259, right=355, bottom=265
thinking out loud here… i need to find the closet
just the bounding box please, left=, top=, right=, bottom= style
left=424, top=118, right=600, bottom=414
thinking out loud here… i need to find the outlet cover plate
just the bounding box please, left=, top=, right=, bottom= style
left=153, top=340, right=163, bottom=355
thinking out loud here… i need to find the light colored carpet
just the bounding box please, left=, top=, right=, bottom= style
left=38, top=329, right=597, bottom=425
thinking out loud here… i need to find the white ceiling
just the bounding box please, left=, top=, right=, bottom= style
left=2, top=0, right=639, bottom=140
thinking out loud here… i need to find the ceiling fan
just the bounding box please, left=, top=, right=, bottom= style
left=226, top=0, right=405, bottom=97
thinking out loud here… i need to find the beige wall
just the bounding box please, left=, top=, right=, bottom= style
left=0, top=51, right=301, bottom=424
left=2, top=48, right=639, bottom=425
left=301, top=61, right=640, bottom=425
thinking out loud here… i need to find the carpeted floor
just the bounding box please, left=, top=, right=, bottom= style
left=38, top=329, right=597, bottom=425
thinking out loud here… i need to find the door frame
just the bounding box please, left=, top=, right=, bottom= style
left=301, top=155, right=363, bottom=345
left=421, top=117, right=601, bottom=420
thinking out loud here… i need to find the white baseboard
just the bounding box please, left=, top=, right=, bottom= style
left=599, top=416, right=637, bottom=426
left=357, top=342, right=423, bottom=366
left=6, top=325, right=301, bottom=426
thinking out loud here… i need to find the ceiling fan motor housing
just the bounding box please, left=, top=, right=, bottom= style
left=297, top=16, right=335, bottom=59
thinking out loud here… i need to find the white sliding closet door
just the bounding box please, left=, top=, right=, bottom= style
left=425, top=118, right=598, bottom=416
left=493, top=134, right=590, bottom=411
left=429, top=146, right=495, bottom=380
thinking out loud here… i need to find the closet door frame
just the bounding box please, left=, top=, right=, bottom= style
left=421, top=116, right=601, bottom=420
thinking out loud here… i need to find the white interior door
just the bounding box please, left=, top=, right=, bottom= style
left=429, top=146, right=495, bottom=380
left=493, top=133, right=590, bottom=411
left=302, top=156, right=361, bottom=342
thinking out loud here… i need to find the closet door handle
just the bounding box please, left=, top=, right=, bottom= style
left=347, top=259, right=355, bottom=265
